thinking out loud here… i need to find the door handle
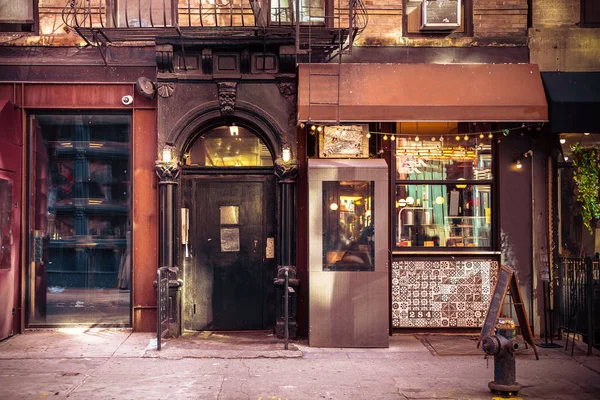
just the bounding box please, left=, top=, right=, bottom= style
left=253, top=239, right=259, bottom=252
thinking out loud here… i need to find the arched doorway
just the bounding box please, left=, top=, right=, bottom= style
left=179, top=124, right=277, bottom=331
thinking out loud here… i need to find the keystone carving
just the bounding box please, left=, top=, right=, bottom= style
left=217, top=81, right=238, bottom=115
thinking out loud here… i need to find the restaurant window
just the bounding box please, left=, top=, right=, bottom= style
left=0, top=0, right=36, bottom=32
left=403, top=0, right=472, bottom=36
left=394, top=123, right=493, bottom=249
left=28, top=113, right=132, bottom=326
left=582, top=0, right=600, bottom=27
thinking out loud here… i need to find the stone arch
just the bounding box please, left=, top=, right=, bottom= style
left=165, top=100, right=286, bottom=162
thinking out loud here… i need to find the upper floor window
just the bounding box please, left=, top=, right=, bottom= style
left=403, top=0, right=472, bottom=37
left=0, top=0, right=36, bottom=32
left=581, top=0, right=600, bottom=27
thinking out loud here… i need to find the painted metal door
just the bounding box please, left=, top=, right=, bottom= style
left=0, top=169, right=20, bottom=340
left=182, top=176, right=275, bottom=331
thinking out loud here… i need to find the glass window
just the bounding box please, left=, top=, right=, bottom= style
left=395, top=184, right=492, bottom=248
left=0, top=0, right=35, bottom=32
left=28, top=113, right=131, bottom=326
left=0, top=178, right=12, bottom=270
left=270, top=0, right=325, bottom=24
left=396, top=134, right=492, bottom=181
left=186, top=125, right=273, bottom=167
left=322, top=181, right=374, bottom=271
left=394, top=122, right=493, bottom=249
left=115, top=0, right=173, bottom=27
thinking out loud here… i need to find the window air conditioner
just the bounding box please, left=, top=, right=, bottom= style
left=420, top=0, right=461, bottom=31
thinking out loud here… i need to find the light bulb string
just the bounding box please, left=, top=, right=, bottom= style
left=305, top=122, right=543, bottom=139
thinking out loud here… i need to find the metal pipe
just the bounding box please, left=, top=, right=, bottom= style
left=284, top=267, right=289, bottom=350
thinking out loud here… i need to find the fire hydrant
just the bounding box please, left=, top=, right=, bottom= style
left=481, top=318, right=521, bottom=396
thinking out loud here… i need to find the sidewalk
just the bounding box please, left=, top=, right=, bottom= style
left=1, top=329, right=599, bottom=399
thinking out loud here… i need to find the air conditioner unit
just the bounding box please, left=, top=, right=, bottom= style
left=420, top=0, right=461, bottom=31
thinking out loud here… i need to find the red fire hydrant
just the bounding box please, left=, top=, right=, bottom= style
left=481, top=318, right=521, bottom=396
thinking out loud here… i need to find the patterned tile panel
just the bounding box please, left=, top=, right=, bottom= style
left=392, top=259, right=498, bottom=328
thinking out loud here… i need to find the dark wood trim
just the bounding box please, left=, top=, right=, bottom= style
left=182, top=166, right=274, bottom=176
left=581, top=0, right=600, bottom=27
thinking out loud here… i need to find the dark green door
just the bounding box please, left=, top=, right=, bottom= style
left=182, top=176, right=275, bottom=330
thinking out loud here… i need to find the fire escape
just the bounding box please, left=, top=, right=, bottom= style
left=61, top=1, right=367, bottom=65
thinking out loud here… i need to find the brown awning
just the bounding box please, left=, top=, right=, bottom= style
left=298, top=63, right=548, bottom=123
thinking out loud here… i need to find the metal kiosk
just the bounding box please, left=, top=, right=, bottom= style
left=308, top=159, right=389, bottom=347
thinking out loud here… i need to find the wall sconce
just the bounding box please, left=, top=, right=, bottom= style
left=162, top=148, right=173, bottom=163
left=159, top=146, right=178, bottom=165
left=229, top=124, right=239, bottom=136
left=156, top=145, right=180, bottom=182
left=282, top=147, right=292, bottom=163
left=515, top=150, right=533, bottom=169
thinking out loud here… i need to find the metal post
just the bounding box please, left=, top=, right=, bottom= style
left=586, top=257, right=593, bottom=355
left=157, top=268, right=162, bottom=351
left=284, top=267, right=289, bottom=350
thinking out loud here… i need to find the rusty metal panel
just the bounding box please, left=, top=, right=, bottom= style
left=132, top=108, right=158, bottom=332
left=308, top=159, right=389, bottom=347
left=298, top=63, right=548, bottom=122
left=24, top=84, right=133, bottom=109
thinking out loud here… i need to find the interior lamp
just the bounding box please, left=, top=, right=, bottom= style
left=516, top=160, right=522, bottom=169
left=229, top=124, right=239, bottom=136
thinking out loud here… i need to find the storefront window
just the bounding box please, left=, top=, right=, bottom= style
left=322, top=181, right=374, bottom=271
left=394, top=124, right=494, bottom=249
left=28, top=113, right=131, bottom=325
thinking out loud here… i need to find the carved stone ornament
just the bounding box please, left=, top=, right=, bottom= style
left=157, top=83, right=174, bottom=98
left=155, top=160, right=180, bottom=183
left=276, top=81, right=296, bottom=98
left=274, top=158, right=298, bottom=183
left=217, top=81, right=238, bottom=115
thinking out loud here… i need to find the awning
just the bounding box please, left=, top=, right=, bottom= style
left=541, top=72, right=600, bottom=133
left=298, top=63, right=548, bottom=123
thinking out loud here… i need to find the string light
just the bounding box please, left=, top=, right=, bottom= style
left=455, top=135, right=460, bottom=141
left=366, top=132, right=371, bottom=138
left=488, top=133, right=493, bottom=139
left=479, top=133, right=484, bottom=139
left=415, top=135, right=419, bottom=142
left=463, top=135, right=468, bottom=141
left=391, top=134, right=395, bottom=139
left=383, top=135, right=388, bottom=140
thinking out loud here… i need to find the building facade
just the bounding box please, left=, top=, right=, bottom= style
left=0, top=0, right=571, bottom=345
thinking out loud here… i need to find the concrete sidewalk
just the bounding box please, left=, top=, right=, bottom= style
left=1, top=330, right=599, bottom=400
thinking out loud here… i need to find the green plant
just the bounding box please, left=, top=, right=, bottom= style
left=571, top=143, right=600, bottom=233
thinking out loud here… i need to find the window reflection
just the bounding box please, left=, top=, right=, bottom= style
left=396, top=184, right=492, bottom=248
left=323, top=181, right=374, bottom=271
left=29, top=113, right=131, bottom=325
